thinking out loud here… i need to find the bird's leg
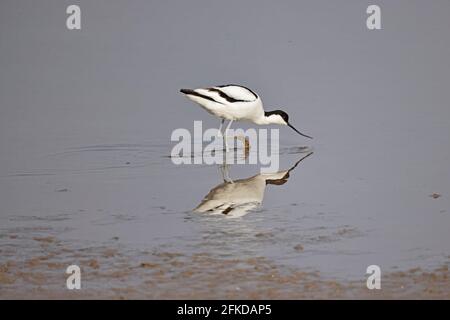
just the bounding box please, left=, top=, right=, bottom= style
left=217, top=119, right=224, bottom=138
left=234, top=135, right=250, bottom=149
left=224, top=120, right=233, bottom=152
left=224, top=164, right=233, bottom=183
left=218, top=151, right=232, bottom=183
left=218, top=164, right=225, bottom=181
left=219, top=163, right=233, bottom=183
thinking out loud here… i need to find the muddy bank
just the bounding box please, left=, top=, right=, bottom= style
left=1, top=232, right=449, bottom=299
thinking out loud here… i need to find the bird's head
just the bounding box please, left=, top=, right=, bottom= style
left=264, top=110, right=313, bottom=139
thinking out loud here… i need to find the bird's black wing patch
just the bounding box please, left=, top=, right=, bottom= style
left=180, top=88, right=224, bottom=104
left=222, top=206, right=235, bottom=215
left=207, top=88, right=249, bottom=103
left=216, top=84, right=258, bottom=100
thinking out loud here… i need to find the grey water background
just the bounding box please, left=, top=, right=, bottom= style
left=1, top=0, right=450, bottom=282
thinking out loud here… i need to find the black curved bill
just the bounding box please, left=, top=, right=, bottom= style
left=288, top=123, right=313, bottom=139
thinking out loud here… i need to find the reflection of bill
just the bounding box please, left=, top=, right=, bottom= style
left=193, top=152, right=313, bottom=218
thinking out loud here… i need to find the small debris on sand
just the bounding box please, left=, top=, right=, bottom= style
left=430, top=193, right=441, bottom=199
left=33, top=236, right=55, bottom=243
left=140, top=262, right=159, bottom=268
left=87, top=259, right=100, bottom=269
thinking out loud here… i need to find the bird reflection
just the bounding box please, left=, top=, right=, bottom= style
left=193, top=152, right=313, bottom=217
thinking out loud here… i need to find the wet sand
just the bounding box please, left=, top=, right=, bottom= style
left=1, top=219, right=449, bottom=299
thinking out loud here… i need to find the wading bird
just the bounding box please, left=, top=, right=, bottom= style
left=194, top=152, right=313, bottom=217
left=180, top=84, right=312, bottom=151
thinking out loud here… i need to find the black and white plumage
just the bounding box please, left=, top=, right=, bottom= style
left=180, top=84, right=312, bottom=150
left=193, top=152, right=313, bottom=217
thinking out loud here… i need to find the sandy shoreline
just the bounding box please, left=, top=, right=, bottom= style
left=1, top=233, right=449, bottom=299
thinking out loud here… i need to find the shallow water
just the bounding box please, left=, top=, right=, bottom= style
left=1, top=0, right=450, bottom=298
left=1, top=136, right=449, bottom=285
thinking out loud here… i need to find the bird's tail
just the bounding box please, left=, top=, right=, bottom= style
left=180, top=88, right=195, bottom=95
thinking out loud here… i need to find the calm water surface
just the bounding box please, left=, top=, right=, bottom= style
left=1, top=132, right=449, bottom=282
